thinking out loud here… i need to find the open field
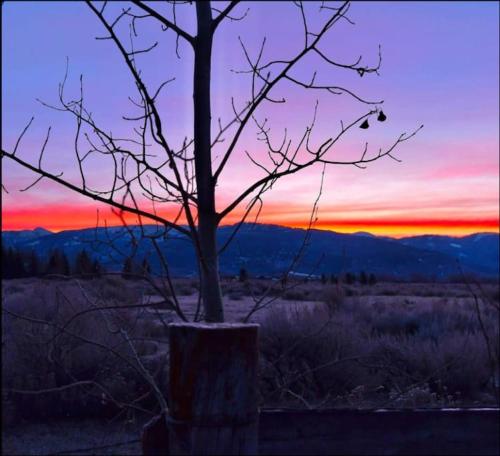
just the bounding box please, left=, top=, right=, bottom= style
left=2, top=277, right=498, bottom=416
left=2, top=276, right=499, bottom=453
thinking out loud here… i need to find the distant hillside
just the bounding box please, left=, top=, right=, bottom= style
left=2, top=224, right=498, bottom=279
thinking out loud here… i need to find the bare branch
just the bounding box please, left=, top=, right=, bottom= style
left=212, top=1, right=248, bottom=31
left=1, top=148, right=191, bottom=237
left=129, top=0, right=195, bottom=45
left=12, top=116, right=35, bottom=156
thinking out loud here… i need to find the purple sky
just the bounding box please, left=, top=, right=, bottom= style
left=2, top=1, right=499, bottom=236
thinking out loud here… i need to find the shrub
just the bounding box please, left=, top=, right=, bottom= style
left=283, top=289, right=309, bottom=301
left=258, top=288, right=499, bottom=408
left=2, top=278, right=167, bottom=421
left=239, top=268, right=249, bottom=283
left=227, top=290, right=245, bottom=301
left=259, top=305, right=368, bottom=407
left=3, top=277, right=499, bottom=419
left=322, top=286, right=344, bottom=315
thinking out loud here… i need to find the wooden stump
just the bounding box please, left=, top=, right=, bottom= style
left=142, top=413, right=169, bottom=455
left=168, top=323, right=259, bottom=455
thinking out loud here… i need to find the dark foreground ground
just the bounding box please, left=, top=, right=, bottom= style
left=2, top=419, right=143, bottom=455
left=3, top=408, right=500, bottom=455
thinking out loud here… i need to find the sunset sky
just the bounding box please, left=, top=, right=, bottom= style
left=2, top=1, right=499, bottom=237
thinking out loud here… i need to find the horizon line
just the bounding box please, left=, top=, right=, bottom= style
left=2, top=221, right=498, bottom=240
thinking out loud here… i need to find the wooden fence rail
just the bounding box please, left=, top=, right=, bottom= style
left=143, top=407, right=500, bottom=455
left=258, top=408, right=500, bottom=455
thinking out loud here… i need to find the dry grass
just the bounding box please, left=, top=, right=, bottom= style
left=2, top=277, right=498, bottom=424
left=259, top=284, right=499, bottom=409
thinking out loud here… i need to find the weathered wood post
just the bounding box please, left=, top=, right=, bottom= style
left=167, top=323, right=259, bottom=455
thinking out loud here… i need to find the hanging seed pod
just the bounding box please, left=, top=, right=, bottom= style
left=377, top=110, right=387, bottom=122
left=359, top=119, right=369, bottom=129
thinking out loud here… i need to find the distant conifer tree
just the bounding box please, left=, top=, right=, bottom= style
left=74, top=250, right=93, bottom=276
left=321, top=273, right=327, bottom=285
left=13, top=249, right=27, bottom=278
left=344, top=272, right=355, bottom=285
left=28, top=250, right=40, bottom=276
left=92, top=259, right=102, bottom=277
left=359, top=271, right=368, bottom=285
left=122, top=257, right=133, bottom=279
left=2, top=246, right=10, bottom=278
left=141, top=257, right=151, bottom=276
left=45, top=249, right=69, bottom=275
left=61, top=252, right=71, bottom=276
left=46, top=251, right=57, bottom=275
left=368, top=273, right=377, bottom=286
left=5, top=247, right=16, bottom=278
left=239, top=267, right=248, bottom=282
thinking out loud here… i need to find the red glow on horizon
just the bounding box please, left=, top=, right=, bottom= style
left=2, top=204, right=498, bottom=238
left=289, top=218, right=499, bottom=238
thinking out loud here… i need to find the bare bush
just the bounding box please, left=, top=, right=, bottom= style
left=3, top=277, right=498, bottom=421
left=322, top=286, right=345, bottom=315
left=2, top=278, right=169, bottom=422
left=258, top=288, right=499, bottom=409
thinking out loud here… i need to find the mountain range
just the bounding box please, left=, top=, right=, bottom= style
left=2, top=224, right=498, bottom=279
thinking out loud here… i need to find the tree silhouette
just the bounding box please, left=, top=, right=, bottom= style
left=141, top=257, right=151, bottom=276
left=344, top=272, right=355, bottom=285
left=92, top=258, right=103, bottom=277
left=122, top=256, right=133, bottom=279
left=61, top=252, right=71, bottom=276
left=28, top=250, right=41, bottom=276
left=45, top=249, right=70, bottom=276
left=2, top=247, right=27, bottom=278
left=74, top=249, right=92, bottom=276
left=1, top=1, right=421, bottom=321
left=239, top=267, right=249, bottom=283
left=2, top=247, right=44, bottom=278
left=1, top=246, right=8, bottom=278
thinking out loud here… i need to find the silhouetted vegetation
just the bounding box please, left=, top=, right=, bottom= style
left=74, top=250, right=93, bottom=276
left=2, top=246, right=28, bottom=279
left=46, top=249, right=71, bottom=275
left=1, top=246, right=104, bottom=279
left=122, top=256, right=133, bottom=279
left=239, top=267, right=249, bottom=283
left=141, top=257, right=151, bottom=276
left=344, top=272, right=356, bottom=285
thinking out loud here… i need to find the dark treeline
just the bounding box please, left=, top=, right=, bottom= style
left=321, top=271, right=377, bottom=286
left=2, top=245, right=153, bottom=280
left=1, top=246, right=104, bottom=279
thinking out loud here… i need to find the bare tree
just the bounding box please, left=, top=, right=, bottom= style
left=2, top=1, right=421, bottom=322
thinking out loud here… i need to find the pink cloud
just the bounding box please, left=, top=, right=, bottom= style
left=427, top=163, right=499, bottom=180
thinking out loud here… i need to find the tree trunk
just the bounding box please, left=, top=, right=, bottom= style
left=168, top=323, right=259, bottom=455
left=193, top=1, right=224, bottom=323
